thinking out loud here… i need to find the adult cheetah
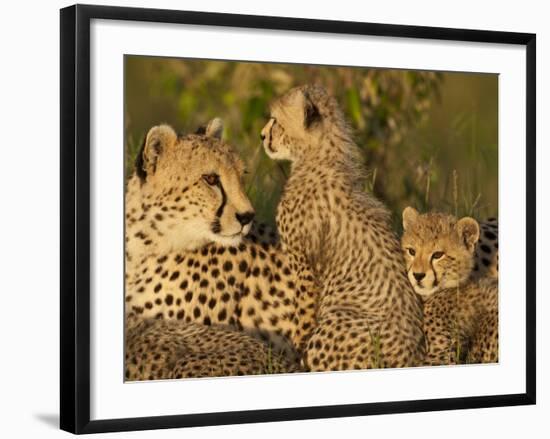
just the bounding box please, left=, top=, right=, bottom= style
left=126, top=319, right=297, bottom=380
left=261, top=85, right=425, bottom=370
left=401, top=207, right=498, bottom=365
left=125, top=120, right=303, bottom=371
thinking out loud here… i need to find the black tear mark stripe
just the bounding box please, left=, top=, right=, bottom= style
left=135, top=136, right=147, bottom=183
left=429, top=260, right=439, bottom=287
left=267, top=123, right=273, bottom=152
left=267, top=118, right=276, bottom=153
left=215, top=180, right=227, bottom=218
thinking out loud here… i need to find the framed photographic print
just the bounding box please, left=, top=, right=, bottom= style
left=60, top=4, right=536, bottom=434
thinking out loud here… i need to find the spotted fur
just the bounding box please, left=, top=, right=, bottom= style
left=261, top=85, right=425, bottom=370
left=401, top=207, right=498, bottom=365
left=125, top=121, right=303, bottom=378
left=126, top=119, right=255, bottom=266
left=474, top=217, right=499, bottom=279
left=401, top=207, right=498, bottom=298
left=126, top=319, right=298, bottom=380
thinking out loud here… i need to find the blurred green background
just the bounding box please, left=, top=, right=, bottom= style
left=125, top=56, right=498, bottom=230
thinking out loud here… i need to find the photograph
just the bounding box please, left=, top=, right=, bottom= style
left=123, top=56, right=499, bottom=380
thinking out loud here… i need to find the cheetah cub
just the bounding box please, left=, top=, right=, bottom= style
left=401, top=207, right=498, bottom=365
left=261, top=85, right=425, bottom=370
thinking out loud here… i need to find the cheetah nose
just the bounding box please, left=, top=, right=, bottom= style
left=413, top=272, right=426, bottom=282
left=236, top=211, right=255, bottom=226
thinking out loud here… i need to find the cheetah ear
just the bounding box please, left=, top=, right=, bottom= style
left=194, top=118, right=224, bottom=140
left=135, top=124, right=177, bottom=182
left=402, top=206, right=419, bottom=231
left=457, top=217, right=480, bottom=251
left=205, top=118, right=224, bottom=140
left=302, top=91, right=321, bottom=129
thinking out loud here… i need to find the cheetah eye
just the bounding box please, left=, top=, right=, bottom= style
left=432, top=251, right=444, bottom=260
left=408, top=248, right=416, bottom=256
left=202, top=173, right=220, bottom=186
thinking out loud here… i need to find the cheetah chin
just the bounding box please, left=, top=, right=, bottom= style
left=213, top=224, right=252, bottom=246
left=412, top=285, right=438, bottom=298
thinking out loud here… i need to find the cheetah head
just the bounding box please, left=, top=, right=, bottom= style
left=131, top=119, right=255, bottom=251
left=261, top=85, right=349, bottom=162
left=401, top=207, right=480, bottom=298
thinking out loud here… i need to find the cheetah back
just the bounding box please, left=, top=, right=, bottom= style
left=125, top=319, right=300, bottom=380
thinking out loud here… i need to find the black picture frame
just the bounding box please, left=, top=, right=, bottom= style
left=60, top=4, right=536, bottom=434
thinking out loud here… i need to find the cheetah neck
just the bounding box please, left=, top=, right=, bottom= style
left=125, top=179, right=162, bottom=268
left=125, top=176, right=209, bottom=269
left=291, top=133, right=364, bottom=178
left=289, top=134, right=384, bottom=217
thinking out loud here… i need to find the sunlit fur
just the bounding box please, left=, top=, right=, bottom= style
left=126, top=319, right=298, bottom=380
left=262, top=85, right=425, bottom=370
left=400, top=207, right=498, bottom=365
left=125, top=122, right=254, bottom=269
left=125, top=123, right=303, bottom=372
left=401, top=207, right=480, bottom=298
left=474, top=217, right=499, bottom=279
left=261, top=85, right=358, bottom=165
